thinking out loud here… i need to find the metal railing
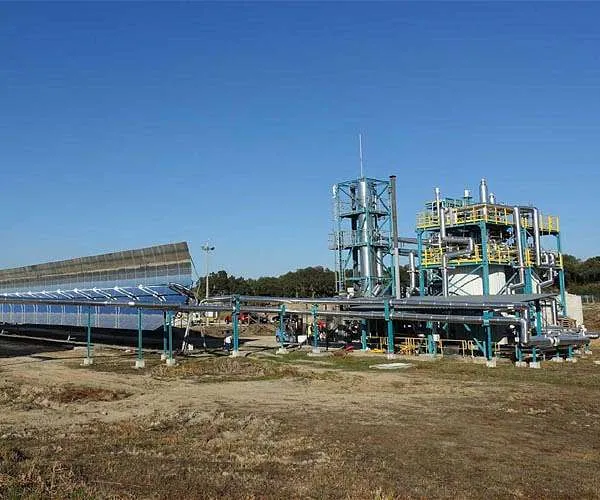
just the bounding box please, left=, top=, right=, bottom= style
left=329, top=230, right=391, bottom=249
left=417, top=206, right=560, bottom=234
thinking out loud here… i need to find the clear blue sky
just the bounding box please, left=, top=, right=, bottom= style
left=1, top=2, right=599, bottom=278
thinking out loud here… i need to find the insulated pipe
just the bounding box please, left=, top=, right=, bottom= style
left=408, top=251, right=418, bottom=294
left=550, top=335, right=589, bottom=347
left=479, top=179, right=488, bottom=204
left=551, top=299, right=559, bottom=326
left=441, top=255, right=449, bottom=297
left=538, top=269, right=555, bottom=289
left=435, top=188, right=446, bottom=238
left=2, top=294, right=588, bottom=348
left=0, top=292, right=546, bottom=311
left=435, top=187, right=449, bottom=296
left=444, top=235, right=475, bottom=259
left=399, top=237, right=418, bottom=245
left=0, top=296, right=234, bottom=313
left=509, top=206, right=526, bottom=291
left=433, top=187, right=474, bottom=297
left=532, top=207, right=542, bottom=266
left=519, top=309, right=531, bottom=345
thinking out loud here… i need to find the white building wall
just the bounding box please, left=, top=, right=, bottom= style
left=566, top=293, right=584, bottom=326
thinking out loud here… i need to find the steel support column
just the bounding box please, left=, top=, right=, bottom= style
left=135, top=308, right=145, bottom=369
left=385, top=300, right=395, bottom=358
left=232, top=297, right=240, bottom=355
left=483, top=310, right=492, bottom=360
left=361, top=319, right=368, bottom=351
left=312, top=304, right=319, bottom=353
left=417, top=230, right=425, bottom=295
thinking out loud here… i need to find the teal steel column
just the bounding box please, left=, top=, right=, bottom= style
left=278, top=304, right=286, bottom=349
left=384, top=300, right=394, bottom=356
left=479, top=222, right=490, bottom=296
left=167, top=311, right=173, bottom=362
left=558, top=270, right=567, bottom=316
left=525, top=267, right=533, bottom=295
left=232, top=297, right=240, bottom=354
left=86, top=306, right=92, bottom=361
left=361, top=319, right=367, bottom=351
left=162, top=312, right=168, bottom=358
left=137, top=308, right=144, bottom=363
left=312, top=304, right=319, bottom=352
left=483, top=310, right=492, bottom=360
left=417, top=230, right=425, bottom=295
left=557, top=233, right=567, bottom=316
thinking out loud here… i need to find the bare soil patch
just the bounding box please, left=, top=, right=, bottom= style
left=0, top=344, right=599, bottom=498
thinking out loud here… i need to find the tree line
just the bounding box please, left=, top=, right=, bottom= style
left=196, top=265, right=411, bottom=299
left=194, top=255, right=600, bottom=299
left=563, top=254, right=600, bottom=296
left=195, top=266, right=338, bottom=299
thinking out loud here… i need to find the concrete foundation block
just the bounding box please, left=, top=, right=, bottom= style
left=514, top=361, right=528, bottom=368
left=165, top=358, right=177, bottom=366
left=386, top=353, right=397, bottom=360
left=82, top=357, right=93, bottom=366
left=565, top=357, right=577, bottom=363
left=529, top=361, right=541, bottom=369
left=551, top=356, right=564, bottom=363
left=230, top=350, right=241, bottom=357
left=307, top=350, right=333, bottom=357
left=134, top=359, right=146, bottom=369
left=160, top=353, right=167, bottom=360
left=485, top=358, right=497, bottom=368
left=276, top=347, right=289, bottom=355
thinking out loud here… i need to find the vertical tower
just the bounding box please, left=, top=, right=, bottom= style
left=331, top=177, right=394, bottom=297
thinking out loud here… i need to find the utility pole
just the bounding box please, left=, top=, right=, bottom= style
left=201, top=243, right=215, bottom=298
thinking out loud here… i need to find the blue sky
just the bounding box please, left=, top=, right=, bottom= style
left=1, top=2, right=599, bottom=278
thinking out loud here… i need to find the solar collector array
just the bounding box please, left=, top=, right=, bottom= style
left=0, top=242, right=194, bottom=330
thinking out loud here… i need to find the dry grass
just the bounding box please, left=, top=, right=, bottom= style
left=583, top=303, right=600, bottom=331
left=0, top=383, right=130, bottom=410
left=151, top=356, right=334, bottom=383
left=2, top=348, right=600, bottom=498
left=0, top=444, right=91, bottom=499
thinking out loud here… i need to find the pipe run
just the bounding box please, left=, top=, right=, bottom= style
left=509, top=206, right=525, bottom=291
left=433, top=187, right=474, bottom=296
left=389, top=175, right=401, bottom=299
left=408, top=251, right=418, bottom=295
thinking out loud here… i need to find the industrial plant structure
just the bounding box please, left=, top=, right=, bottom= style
left=327, top=174, right=587, bottom=364
left=0, top=173, right=591, bottom=367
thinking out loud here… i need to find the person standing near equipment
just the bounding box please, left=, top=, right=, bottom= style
left=223, top=333, right=232, bottom=352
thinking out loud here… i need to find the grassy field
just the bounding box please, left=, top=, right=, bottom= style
left=0, top=340, right=599, bottom=499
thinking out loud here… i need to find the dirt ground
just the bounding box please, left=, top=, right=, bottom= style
left=1, top=338, right=600, bottom=499
left=583, top=303, right=600, bottom=331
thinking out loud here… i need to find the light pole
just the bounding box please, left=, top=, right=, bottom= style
left=201, top=243, right=215, bottom=298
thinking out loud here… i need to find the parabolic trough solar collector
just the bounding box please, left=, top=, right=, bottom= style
left=0, top=242, right=194, bottom=330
